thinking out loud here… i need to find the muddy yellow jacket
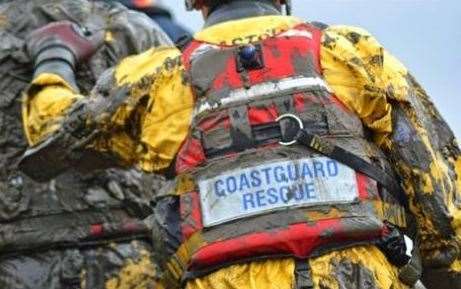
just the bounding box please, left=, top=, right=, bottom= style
left=23, top=15, right=461, bottom=289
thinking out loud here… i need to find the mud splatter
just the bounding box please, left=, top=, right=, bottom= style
left=105, top=250, right=157, bottom=289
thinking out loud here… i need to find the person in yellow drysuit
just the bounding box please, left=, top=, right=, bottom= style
left=20, top=0, right=461, bottom=288
left=0, top=1, right=171, bottom=288
left=117, top=0, right=192, bottom=43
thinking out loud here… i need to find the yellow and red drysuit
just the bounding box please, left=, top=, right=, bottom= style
left=23, top=15, right=461, bottom=289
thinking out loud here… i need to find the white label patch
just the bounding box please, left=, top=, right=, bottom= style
left=199, top=157, right=359, bottom=227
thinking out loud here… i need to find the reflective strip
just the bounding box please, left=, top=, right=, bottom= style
left=279, top=29, right=313, bottom=39
left=194, top=77, right=332, bottom=118
left=190, top=43, right=220, bottom=61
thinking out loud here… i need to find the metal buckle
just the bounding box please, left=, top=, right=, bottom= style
left=276, top=113, right=304, bottom=146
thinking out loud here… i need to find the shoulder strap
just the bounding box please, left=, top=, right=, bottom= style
left=175, top=34, right=193, bottom=52
left=295, top=129, right=408, bottom=208
left=309, top=21, right=329, bottom=30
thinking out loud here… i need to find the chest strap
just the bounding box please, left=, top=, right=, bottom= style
left=202, top=119, right=327, bottom=158
left=274, top=113, right=408, bottom=207
left=202, top=113, right=406, bottom=209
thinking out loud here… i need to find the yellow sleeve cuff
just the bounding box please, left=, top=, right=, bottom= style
left=23, top=73, right=82, bottom=145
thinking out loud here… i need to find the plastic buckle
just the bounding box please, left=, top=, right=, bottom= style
left=404, top=235, right=414, bottom=261
left=276, top=113, right=304, bottom=146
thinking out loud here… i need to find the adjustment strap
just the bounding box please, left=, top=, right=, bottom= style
left=274, top=95, right=297, bottom=143
left=203, top=120, right=324, bottom=158
left=229, top=105, right=254, bottom=151
left=175, top=34, right=193, bottom=52
left=295, top=129, right=407, bottom=207
left=309, top=21, right=329, bottom=30
left=274, top=94, right=295, bottom=114
left=295, top=259, right=314, bottom=289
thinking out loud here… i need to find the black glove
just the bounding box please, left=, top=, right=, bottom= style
left=26, top=21, right=104, bottom=90
left=376, top=222, right=411, bottom=267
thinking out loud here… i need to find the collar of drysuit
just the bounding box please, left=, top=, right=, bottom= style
left=195, top=13, right=302, bottom=45
left=204, top=0, right=282, bottom=28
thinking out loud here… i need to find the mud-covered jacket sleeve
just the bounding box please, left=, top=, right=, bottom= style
left=24, top=46, right=194, bottom=173
left=321, top=25, right=461, bottom=288
left=22, top=4, right=172, bottom=144
left=90, top=47, right=194, bottom=172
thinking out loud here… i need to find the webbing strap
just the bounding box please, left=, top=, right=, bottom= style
left=202, top=115, right=406, bottom=206
left=295, top=129, right=408, bottom=207
left=295, top=259, right=314, bottom=289
left=274, top=94, right=295, bottom=114
left=203, top=120, right=327, bottom=158
left=229, top=105, right=254, bottom=151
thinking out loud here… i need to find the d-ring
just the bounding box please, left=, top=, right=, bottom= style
left=276, top=113, right=304, bottom=146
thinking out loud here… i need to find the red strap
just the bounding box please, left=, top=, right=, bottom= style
left=90, top=224, right=104, bottom=236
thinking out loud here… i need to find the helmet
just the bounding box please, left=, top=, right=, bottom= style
left=118, top=0, right=162, bottom=9
left=185, top=0, right=290, bottom=11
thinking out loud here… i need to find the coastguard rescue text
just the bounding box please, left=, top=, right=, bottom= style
left=199, top=157, right=359, bottom=227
